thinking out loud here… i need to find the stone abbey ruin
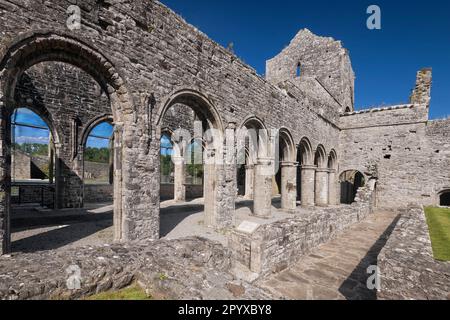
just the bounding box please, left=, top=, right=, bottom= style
left=0, top=0, right=449, bottom=300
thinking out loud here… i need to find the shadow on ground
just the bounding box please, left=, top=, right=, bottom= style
left=338, top=214, right=401, bottom=300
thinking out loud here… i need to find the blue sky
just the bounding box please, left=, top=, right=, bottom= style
left=162, top=0, right=450, bottom=119
left=13, top=108, right=113, bottom=149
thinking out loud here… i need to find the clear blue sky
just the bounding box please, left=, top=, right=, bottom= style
left=161, top=0, right=450, bottom=119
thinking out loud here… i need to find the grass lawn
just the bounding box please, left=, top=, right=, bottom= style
left=424, top=207, right=450, bottom=262
left=85, top=285, right=152, bottom=300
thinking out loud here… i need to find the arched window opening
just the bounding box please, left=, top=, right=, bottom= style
left=11, top=108, right=54, bottom=183
left=160, top=134, right=174, bottom=184
left=186, top=140, right=204, bottom=186
left=84, top=122, right=114, bottom=185
left=440, top=191, right=450, bottom=207
left=296, top=63, right=302, bottom=78
left=340, top=170, right=365, bottom=204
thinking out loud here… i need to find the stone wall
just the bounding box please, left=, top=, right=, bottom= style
left=378, top=206, right=450, bottom=300
left=230, top=185, right=376, bottom=278
left=11, top=150, right=30, bottom=180
left=0, top=0, right=345, bottom=252
left=266, top=29, right=355, bottom=116
left=83, top=184, right=113, bottom=203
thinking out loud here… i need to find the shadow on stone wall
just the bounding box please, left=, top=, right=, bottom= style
left=338, top=214, right=400, bottom=300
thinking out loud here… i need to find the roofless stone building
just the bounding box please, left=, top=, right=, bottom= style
left=0, top=0, right=449, bottom=300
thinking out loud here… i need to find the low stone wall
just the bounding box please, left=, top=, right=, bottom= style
left=84, top=184, right=113, bottom=203
left=11, top=183, right=55, bottom=208
left=0, top=238, right=271, bottom=300
left=377, top=206, right=450, bottom=300
left=160, top=184, right=203, bottom=200
left=230, top=186, right=375, bottom=278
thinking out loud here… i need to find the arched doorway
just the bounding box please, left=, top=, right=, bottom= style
left=82, top=120, right=114, bottom=204
left=439, top=190, right=450, bottom=206
left=10, top=108, right=58, bottom=208
left=237, top=117, right=271, bottom=218
left=340, top=170, right=366, bottom=204
left=156, top=90, right=225, bottom=233
left=297, top=138, right=314, bottom=207
left=314, top=145, right=328, bottom=207
left=277, top=128, right=297, bottom=211
left=0, top=34, right=132, bottom=254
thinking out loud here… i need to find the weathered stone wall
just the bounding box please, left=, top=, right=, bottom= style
left=266, top=29, right=355, bottom=117
left=11, top=150, right=30, bottom=180
left=230, top=185, right=376, bottom=278
left=83, top=183, right=113, bottom=203
left=0, top=0, right=343, bottom=252
left=378, top=206, right=450, bottom=300
left=340, top=104, right=450, bottom=209
left=14, top=61, right=110, bottom=209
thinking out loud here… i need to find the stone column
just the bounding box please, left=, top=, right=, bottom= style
left=253, top=158, right=273, bottom=218
left=328, top=169, right=338, bottom=205
left=203, top=149, right=217, bottom=227
left=281, top=162, right=298, bottom=212
left=315, top=168, right=329, bottom=207
left=0, top=104, right=11, bottom=255
left=245, top=164, right=254, bottom=199
left=301, top=165, right=316, bottom=207
left=173, top=156, right=186, bottom=202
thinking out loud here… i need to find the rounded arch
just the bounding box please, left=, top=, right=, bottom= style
left=278, top=127, right=296, bottom=162
left=0, top=32, right=134, bottom=246
left=11, top=106, right=61, bottom=148
left=0, top=32, right=133, bottom=122
left=327, top=149, right=338, bottom=170
left=80, top=114, right=114, bottom=149
left=239, top=115, right=268, bottom=131
left=156, top=89, right=225, bottom=133
left=438, top=189, right=450, bottom=206
left=339, top=170, right=366, bottom=204
left=314, top=144, right=327, bottom=169
left=297, top=137, right=313, bottom=165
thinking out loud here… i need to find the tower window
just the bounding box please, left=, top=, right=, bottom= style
left=296, top=63, right=301, bottom=78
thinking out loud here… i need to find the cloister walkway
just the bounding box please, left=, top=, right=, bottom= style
left=257, top=211, right=400, bottom=300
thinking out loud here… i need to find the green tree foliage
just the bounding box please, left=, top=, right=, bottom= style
left=84, top=147, right=110, bottom=163
left=161, top=155, right=173, bottom=176
left=14, top=143, right=48, bottom=156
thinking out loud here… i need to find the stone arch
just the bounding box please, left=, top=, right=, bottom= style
left=314, top=144, right=328, bottom=169
left=438, top=189, right=450, bottom=206
left=278, top=128, right=296, bottom=163
left=297, top=137, right=313, bottom=165
left=0, top=32, right=134, bottom=253
left=327, top=149, right=338, bottom=170
left=277, top=128, right=297, bottom=211
left=157, top=89, right=224, bottom=133
left=80, top=114, right=114, bottom=149
left=339, top=170, right=366, bottom=204
left=156, top=89, right=225, bottom=229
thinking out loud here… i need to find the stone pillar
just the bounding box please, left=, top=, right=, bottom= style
left=253, top=158, right=273, bottom=218
left=315, top=168, right=329, bottom=207
left=0, top=104, right=11, bottom=255
left=301, top=165, right=316, bottom=207
left=281, top=162, right=297, bottom=212
left=204, top=149, right=217, bottom=227
left=328, top=169, right=338, bottom=205
left=245, top=164, right=254, bottom=199
left=173, top=156, right=186, bottom=202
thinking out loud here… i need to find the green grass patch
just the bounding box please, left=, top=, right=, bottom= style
left=425, top=207, right=450, bottom=261
left=86, top=285, right=152, bottom=300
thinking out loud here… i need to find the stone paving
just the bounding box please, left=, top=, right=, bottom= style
left=256, top=211, right=400, bottom=300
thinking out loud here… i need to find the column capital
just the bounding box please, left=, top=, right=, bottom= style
left=316, top=168, right=330, bottom=173
left=280, top=161, right=299, bottom=167
left=256, top=157, right=274, bottom=166
left=245, top=164, right=255, bottom=170
left=301, top=164, right=317, bottom=171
